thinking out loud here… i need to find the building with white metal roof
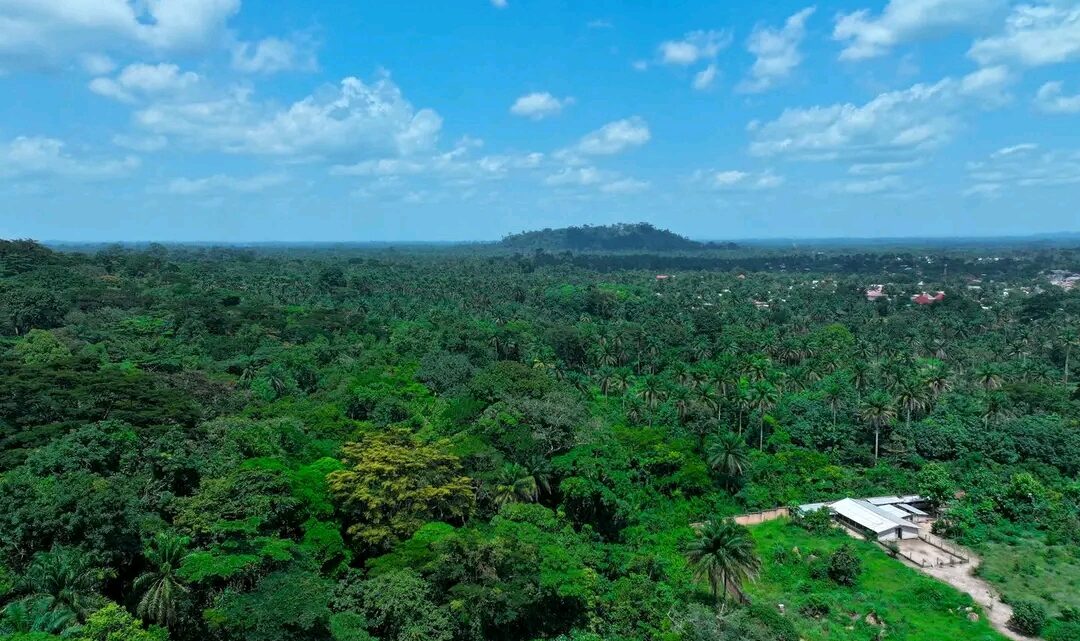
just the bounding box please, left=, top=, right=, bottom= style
left=798, top=495, right=927, bottom=541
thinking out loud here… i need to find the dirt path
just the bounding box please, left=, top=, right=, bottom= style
left=895, top=537, right=1033, bottom=641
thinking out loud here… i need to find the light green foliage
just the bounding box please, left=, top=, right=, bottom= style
left=13, top=330, right=71, bottom=366
left=78, top=604, right=169, bottom=641
left=328, top=430, right=473, bottom=550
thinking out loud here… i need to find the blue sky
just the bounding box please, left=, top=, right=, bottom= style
left=1, top=0, right=1080, bottom=242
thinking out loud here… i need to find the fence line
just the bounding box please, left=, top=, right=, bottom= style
left=918, top=532, right=970, bottom=563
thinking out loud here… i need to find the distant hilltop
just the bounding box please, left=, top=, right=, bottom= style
left=500, top=223, right=736, bottom=252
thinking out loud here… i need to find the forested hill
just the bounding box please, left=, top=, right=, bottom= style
left=501, top=222, right=732, bottom=251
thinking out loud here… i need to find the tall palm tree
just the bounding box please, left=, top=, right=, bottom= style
left=747, top=380, right=780, bottom=450
left=133, top=532, right=190, bottom=629
left=1061, top=328, right=1080, bottom=385
left=0, top=599, right=75, bottom=636
left=859, top=391, right=897, bottom=463
left=491, top=464, right=539, bottom=507
left=895, top=377, right=928, bottom=428
left=707, top=433, right=749, bottom=489
left=974, top=363, right=1003, bottom=391
left=821, top=377, right=847, bottom=426
left=921, top=360, right=952, bottom=399
left=685, top=520, right=760, bottom=610
left=19, top=548, right=103, bottom=624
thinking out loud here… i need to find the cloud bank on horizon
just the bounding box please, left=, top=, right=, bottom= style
left=1, top=0, right=1080, bottom=241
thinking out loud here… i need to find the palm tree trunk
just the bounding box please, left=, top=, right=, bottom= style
left=759, top=415, right=765, bottom=450
left=874, top=425, right=880, bottom=462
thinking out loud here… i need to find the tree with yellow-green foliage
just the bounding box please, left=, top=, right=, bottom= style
left=327, top=430, right=473, bottom=551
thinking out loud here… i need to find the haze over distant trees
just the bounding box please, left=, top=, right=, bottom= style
left=500, top=222, right=737, bottom=252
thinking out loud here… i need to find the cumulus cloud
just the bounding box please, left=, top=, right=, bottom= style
left=834, top=0, right=1006, bottom=61
left=970, top=4, right=1080, bottom=67
left=832, top=175, right=904, bottom=194
left=740, top=7, right=815, bottom=93
left=491, top=0, right=508, bottom=8
left=509, top=92, right=574, bottom=120
left=159, top=172, right=290, bottom=195
left=572, top=117, right=651, bottom=156
left=231, top=36, right=319, bottom=74
left=691, top=168, right=784, bottom=190
left=0, top=136, right=139, bottom=180
left=692, top=64, right=719, bottom=90
left=658, top=30, right=732, bottom=65
left=544, top=166, right=648, bottom=195
left=1035, top=81, right=1080, bottom=113
left=331, top=138, right=543, bottom=182
left=966, top=144, right=1080, bottom=196
left=0, top=0, right=240, bottom=71
left=89, top=63, right=200, bottom=102
left=748, top=69, right=1013, bottom=161
left=131, top=72, right=442, bottom=160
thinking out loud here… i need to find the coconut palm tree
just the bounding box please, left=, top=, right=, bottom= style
left=707, top=433, right=749, bottom=489
left=685, top=520, right=760, bottom=611
left=859, top=391, right=897, bottom=463
left=821, top=376, right=847, bottom=426
left=133, top=532, right=190, bottom=629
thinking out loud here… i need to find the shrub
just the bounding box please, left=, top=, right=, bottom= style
left=1009, top=600, right=1048, bottom=636
left=827, top=544, right=862, bottom=586
left=799, top=594, right=831, bottom=618
left=808, top=558, right=828, bottom=580
left=771, top=544, right=795, bottom=565
left=793, top=507, right=833, bottom=534
left=1045, top=620, right=1080, bottom=641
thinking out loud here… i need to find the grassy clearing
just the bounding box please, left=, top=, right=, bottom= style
left=976, top=536, right=1080, bottom=617
left=747, top=519, right=1008, bottom=641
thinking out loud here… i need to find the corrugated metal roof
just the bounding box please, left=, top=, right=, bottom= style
left=831, top=498, right=918, bottom=534
left=877, top=504, right=911, bottom=519
left=896, top=503, right=928, bottom=517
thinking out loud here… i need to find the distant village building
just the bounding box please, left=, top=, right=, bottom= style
left=799, top=495, right=930, bottom=542
left=912, top=291, right=946, bottom=305
left=655, top=274, right=671, bottom=281
left=1048, top=270, right=1080, bottom=291
left=865, top=284, right=887, bottom=301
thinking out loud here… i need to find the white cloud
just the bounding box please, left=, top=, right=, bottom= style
left=970, top=4, right=1080, bottom=67
left=849, top=160, right=923, bottom=175
left=491, top=0, right=508, bottom=8
left=835, top=0, right=1006, bottom=61
left=749, top=69, right=1012, bottom=160
left=587, top=19, right=614, bottom=30
left=509, top=92, right=574, bottom=120
left=658, top=30, right=732, bottom=65
left=89, top=63, right=200, bottom=102
left=331, top=138, right=542, bottom=181
left=158, top=172, right=290, bottom=195
left=544, top=166, right=648, bottom=195
left=545, top=166, right=605, bottom=187
left=740, top=7, right=815, bottom=93
left=1035, top=81, right=1080, bottom=113
left=832, top=175, right=904, bottom=194
left=231, top=36, right=319, bottom=74
left=0, top=136, right=139, bottom=180
left=992, top=142, right=1039, bottom=158
left=0, top=0, right=240, bottom=71
left=631, top=60, right=649, bottom=71
left=573, top=117, right=651, bottom=156
left=112, top=133, right=169, bottom=152
left=966, top=145, right=1080, bottom=196
left=600, top=178, right=650, bottom=194
left=79, top=53, right=116, bottom=75
left=692, top=168, right=784, bottom=190
left=692, top=64, right=719, bottom=90
left=132, top=72, right=442, bottom=160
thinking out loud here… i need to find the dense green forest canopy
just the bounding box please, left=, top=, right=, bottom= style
left=0, top=236, right=1078, bottom=641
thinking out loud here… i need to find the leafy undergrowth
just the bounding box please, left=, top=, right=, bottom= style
left=747, top=519, right=1008, bottom=641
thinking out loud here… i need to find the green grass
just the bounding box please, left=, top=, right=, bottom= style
left=976, top=537, right=1080, bottom=617
left=746, top=520, right=1008, bottom=641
